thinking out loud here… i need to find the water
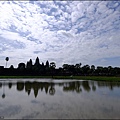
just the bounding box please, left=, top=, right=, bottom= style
left=0, top=79, right=120, bottom=119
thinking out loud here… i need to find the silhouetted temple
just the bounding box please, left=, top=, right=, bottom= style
left=0, top=57, right=120, bottom=76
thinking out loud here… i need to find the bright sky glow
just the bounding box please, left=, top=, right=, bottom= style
left=0, top=1, right=120, bottom=68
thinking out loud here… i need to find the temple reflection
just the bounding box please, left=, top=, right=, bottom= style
left=17, top=82, right=24, bottom=91
left=0, top=80, right=120, bottom=98
left=8, top=82, right=12, bottom=89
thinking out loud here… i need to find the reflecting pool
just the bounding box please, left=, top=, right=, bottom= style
left=0, top=79, right=120, bottom=119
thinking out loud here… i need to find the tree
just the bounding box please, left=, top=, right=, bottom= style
left=50, top=62, right=56, bottom=78
left=108, top=66, right=113, bottom=76
left=69, top=65, right=75, bottom=75
left=18, top=63, right=25, bottom=70
left=50, top=62, right=56, bottom=69
left=82, top=65, right=90, bottom=75
left=91, top=65, right=95, bottom=75
left=75, top=63, right=82, bottom=69
left=75, top=63, right=82, bottom=75
left=96, top=66, right=103, bottom=75
left=62, top=64, right=69, bottom=70
left=91, top=65, right=95, bottom=70
left=62, top=64, right=70, bottom=75
left=5, top=57, right=9, bottom=68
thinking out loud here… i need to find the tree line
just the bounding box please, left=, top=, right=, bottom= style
left=0, top=57, right=120, bottom=76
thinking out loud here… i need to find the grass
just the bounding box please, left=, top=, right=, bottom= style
left=0, top=75, right=120, bottom=81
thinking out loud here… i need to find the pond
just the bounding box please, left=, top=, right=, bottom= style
left=0, top=79, right=120, bottom=119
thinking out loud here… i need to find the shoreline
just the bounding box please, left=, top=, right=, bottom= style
left=0, top=76, right=120, bottom=82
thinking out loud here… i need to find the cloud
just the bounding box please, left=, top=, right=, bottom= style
left=0, top=1, right=120, bottom=68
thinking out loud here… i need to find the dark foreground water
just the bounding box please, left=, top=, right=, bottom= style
left=0, top=79, right=120, bottom=119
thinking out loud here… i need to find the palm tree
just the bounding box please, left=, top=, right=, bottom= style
left=5, top=57, right=9, bottom=68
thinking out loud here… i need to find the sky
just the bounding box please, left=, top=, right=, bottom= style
left=0, top=1, right=120, bottom=68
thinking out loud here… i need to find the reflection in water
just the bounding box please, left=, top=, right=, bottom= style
left=0, top=80, right=120, bottom=98
left=2, top=81, right=5, bottom=99
left=8, top=82, right=12, bottom=89
left=91, top=81, right=96, bottom=91
left=97, top=81, right=120, bottom=90
left=63, top=81, right=82, bottom=93
left=17, top=82, right=24, bottom=91
left=0, top=79, right=120, bottom=119
left=82, top=81, right=91, bottom=92
left=0, top=82, right=2, bottom=88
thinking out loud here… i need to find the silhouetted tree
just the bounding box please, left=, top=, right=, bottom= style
left=5, top=57, right=9, bottom=68
left=63, top=64, right=69, bottom=70
left=50, top=62, right=56, bottom=69
left=108, top=66, right=113, bottom=76
left=91, top=65, right=95, bottom=75
left=62, top=64, right=70, bottom=75
left=18, top=63, right=25, bottom=70
left=50, top=62, right=56, bottom=78
left=82, top=65, right=90, bottom=75
left=75, top=63, right=82, bottom=69
left=96, top=66, right=103, bottom=75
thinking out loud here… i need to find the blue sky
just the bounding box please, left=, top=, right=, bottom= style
left=0, top=1, right=120, bottom=68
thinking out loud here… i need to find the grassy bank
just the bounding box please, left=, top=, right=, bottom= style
left=53, top=76, right=120, bottom=81
left=0, top=76, right=120, bottom=81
